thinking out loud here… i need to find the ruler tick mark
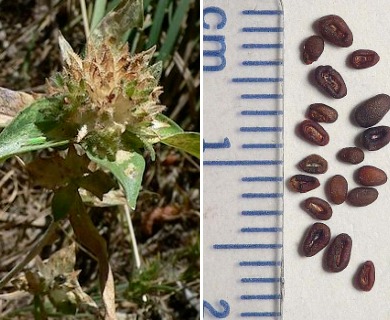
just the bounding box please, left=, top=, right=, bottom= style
left=239, top=261, right=282, bottom=267
left=241, top=210, right=283, bottom=216
left=213, top=243, right=282, bottom=249
left=242, top=27, right=283, bottom=33
left=242, top=43, right=283, bottom=49
left=241, top=94, right=283, bottom=100
left=241, top=312, right=282, bottom=317
left=242, top=60, right=283, bottom=66
left=233, top=77, right=283, bottom=83
left=241, top=277, right=281, bottom=283
left=242, top=143, right=283, bottom=149
left=241, top=176, right=283, bottom=182
left=240, top=126, right=283, bottom=132
left=242, top=10, right=283, bottom=15
left=241, top=294, right=281, bottom=300
left=204, top=160, right=283, bottom=166
left=241, top=227, right=282, bottom=233
left=241, top=110, right=283, bottom=116
left=242, top=193, right=283, bottom=198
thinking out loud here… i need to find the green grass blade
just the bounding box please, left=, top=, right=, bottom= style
left=157, top=0, right=192, bottom=61
left=146, top=0, right=171, bottom=49
left=90, top=0, right=107, bottom=31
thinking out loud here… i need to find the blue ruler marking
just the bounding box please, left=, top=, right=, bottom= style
left=242, top=143, right=283, bottom=149
left=240, top=126, right=283, bottom=132
left=242, top=27, right=283, bottom=32
left=241, top=277, right=281, bottom=283
left=239, top=261, right=282, bottom=267
left=203, top=160, right=283, bottom=166
left=240, top=110, right=283, bottom=116
left=242, top=193, right=283, bottom=198
left=241, top=176, right=283, bottom=182
left=241, top=294, right=281, bottom=300
left=233, top=77, right=283, bottom=83
left=241, top=210, right=283, bottom=216
left=242, top=60, right=283, bottom=66
left=242, top=43, right=283, bottom=49
left=241, top=312, right=282, bottom=317
left=242, top=10, right=283, bottom=15
left=241, top=94, right=283, bottom=99
left=241, top=227, right=282, bottom=233
left=214, top=243, right=282, bottom=249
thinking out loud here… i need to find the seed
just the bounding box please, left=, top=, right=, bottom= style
left=304, top=197, right=332, bottom=220
left=299, top=119, right=330, bottom=146
left=327, top=175, right=348, bottom=205
left=302, top=35, right=324, bottom=64
left=326, top=233, right=352, bottom=272
left=355, top=261, right=375, bottom=291
left=289, top=175, right=320, bottom=193
left=350, top=50, right=380, bottom=69
left=354, top=94, right=390, bottom=128
left=317, top=15, right=353, bottom=47
left=314, top=65, right=347, bottom=99
left=347, top=187, right=378, bottom=206
left=361, top=126, right=390, bottom=151
left=337, top=147, right=364, bottom=164
left=307, top=103, right=338, bottom=123
left=298, top=154, right=328, bottom=174
left=302, top=222, right=331, bottom=257
left=355, top=165, right=387, bottom=186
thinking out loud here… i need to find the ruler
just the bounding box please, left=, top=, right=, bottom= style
left=203, top=0, right=284, bottom=318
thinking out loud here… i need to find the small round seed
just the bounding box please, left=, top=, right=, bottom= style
left=290, top=175, right=320, bottom=193
left=354, top=94, right=390, bottom=128
left=347, top=187, right=378, bottom=206
left=355, top=165, right=387, bottom=186
left=299, top=120, right=330, bottom=146
left=327, top=175, right=348, bottom=205
left=302, top=35, right=324, bottom=65
left=298, top=154, right=328, bottom=174
left=304, top=197, right=332, bottom=220
left=361, top=126, right=390, bottom=151
left=337, top=147, right=364, bottom=164
left=355, top=261, right=375, bottom=291
left=307, top=103, right=338, bottom=123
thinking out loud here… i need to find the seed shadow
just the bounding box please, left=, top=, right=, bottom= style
left=354, top=130, right=364, bottom=149
left=299, top=38, right=307, bottom=65
left=298, top=224, right=311, bottom=257
left=322, top=237, right=333, bottom=272
left=352, top=262, right=363, bottom=290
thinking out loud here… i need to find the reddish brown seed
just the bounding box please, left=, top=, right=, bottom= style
left=347, top=187, right=378, bottom=207
left=355, top=261, right=375, bottom=291
left=298, top=154, right=328, bottom=174
left=350, top=50, right=380, bottom=69
left=302, top=222, right=331, bottom=257
left=289, top=175, right=320, bottom=193
left=303, top=35, right=324, bottom=64
left=337, top=147, right=364, bottom=164
left=361, top=126, right=390, bottom=151
left=354, top=94, right=390, bottom=128
left=326, top=233, right=352, bottom=272
left=307, top=103, right=338, bottom=123
left=299, top=120, right=330, bottom=146
left=327, top=175, right=348, bottom=205
left=304, top=197, right=333, bottom=220
left=317, top=15, right=353, bottom=47
left=314, top=65, right=347, bottom=99
left=355, top=165, right=387, bottom=186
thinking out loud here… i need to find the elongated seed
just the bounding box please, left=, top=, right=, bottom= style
left=302, top=222, right=331, bottom=257
left=327, top=175, right=348, bottom=205
left=307, top=103, right=338, bottom=123
left=290, top=175, right=320, bottom=193
left=326, top=233, right=352, bottom=272
left=361, top=126, right=390, bottom=151
left=314, top=65, right=347, bottom=99
left=347, top=187, right=378, bottom=206
left=317, top=15, right=353, bottom=47
left=355, top=261, right=375, bottom=291
left=303, top=35, right=324, bottom=64
left=354, top=94, right=390, bottom=128
left=299, top=120, right=330, bottom=146
left=337, top=147, right=364, bottom=164
left=304, top=197, right=332, bottom=220
left=298, top=154, right=328, bottom=174
left=350, top=50, right=380, bottom=69
left=355, top=165, right=387, bottom=186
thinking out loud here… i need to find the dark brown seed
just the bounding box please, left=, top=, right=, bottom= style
left=355, top=261, right=375, bottom=291
left=314, top=65, right=347, bottom=99
left=317, top=15, right=353, bottom=47
left=289, top=175, right=320, bottom=193
left=337, top=147, right=364, bottom=164
left=302, top=222, right=331, bottom=257
left=302, top=35, right=324, bottom=64
left=298, top=154, right=328, bottom=174
left=347, top=187, right=378, bottom=206
left=354, top=94, right=390, bottom=128
left=327, top=175, right=348, bottom=205
left=355, top=165, right=387, bottom=186
left=307, top=103, right=338, bottom=123
left=304, top=197, right=333, bottom=220
left=350, top=50, right=380, bottom=69
left=326, top=233, right=352, bottom=272
left=299, top=120, right=330, bottom=146
left=361, top=126, right=390, bottom=151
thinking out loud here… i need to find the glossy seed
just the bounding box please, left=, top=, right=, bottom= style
left=314, top=65, right=347, bottom=99
left=355, top=165, right=387, bottom=186
left=347, top=187, right=378, bottom=206
left=299, top=119, right=330, bottom=146
left=361, top=126, right=390, bottom=151
left=327, top=175, right=348, bottom=205
left=289, top=175, right=320, bottom=193
left=302, top=222, right=331, bottom=257
left=355, top=261, right=375, bottom=291
left=317, top=15, right=353, bottom=47
left=326, top=233, right=352, bottom=272
left=304, top=197, right=333, bottom=220
left=307, top=103, right=338, bottom=123
left=303, top=35, right=324, bottom=64
left=298, top=154, right=328, bottom=174
left=354, top=94, right=390, bottom=128
left=337, top=147, right=365, bottom=164
left=350, top=50, right=380, bottom=69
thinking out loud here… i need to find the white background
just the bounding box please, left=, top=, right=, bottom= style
left=283, top=1, right=390, bottom=319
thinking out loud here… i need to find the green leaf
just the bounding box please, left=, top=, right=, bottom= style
left=152, top=113, right=183, bottom=139
left=91, top=0, right=144, bottom=46
left=0, top=97, right=69, bottom=162
left=87, top=150, right=145, bottom=209
left=52, top=185, right=79, bottom=221
left=161, top=132, right=200, bottom=159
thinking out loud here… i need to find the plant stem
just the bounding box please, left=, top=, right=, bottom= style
left=0, top=221, right=58, bottom=290
left=80, top=0, right=90, bottom=38
left=123, top=202, right=141, bottom=269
